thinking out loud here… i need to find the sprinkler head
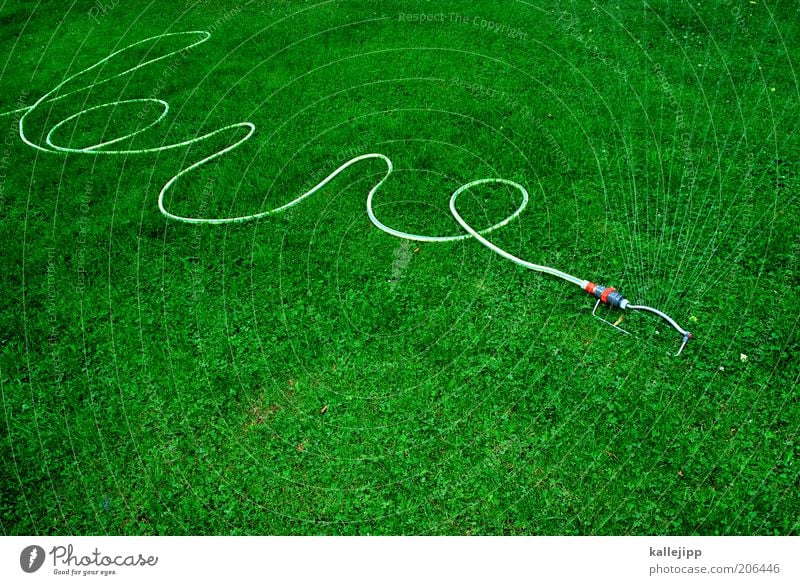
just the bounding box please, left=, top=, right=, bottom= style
left=676, top=332, right=693, bottom=356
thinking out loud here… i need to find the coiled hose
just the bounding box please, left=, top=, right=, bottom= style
left=3, top=30, right=692, bottom=355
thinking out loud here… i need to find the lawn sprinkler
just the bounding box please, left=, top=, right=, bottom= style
left=447, top=180, right=693, bottom=356
left=586, top=284, right=693, bottom=356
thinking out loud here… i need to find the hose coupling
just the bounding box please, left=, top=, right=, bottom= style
left=584, top=282, right=629, bottom=309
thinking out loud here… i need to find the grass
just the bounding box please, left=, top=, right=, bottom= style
left=0, top=0, right=798, bottom=535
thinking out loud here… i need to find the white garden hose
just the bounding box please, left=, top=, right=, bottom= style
left=3, top=30, right=692, bottom=355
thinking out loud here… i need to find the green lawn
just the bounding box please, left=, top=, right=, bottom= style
left=1, top=0, right=798, bottom=535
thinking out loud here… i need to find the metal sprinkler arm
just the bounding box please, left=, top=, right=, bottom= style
left=585, top=282, right=693, bottom=356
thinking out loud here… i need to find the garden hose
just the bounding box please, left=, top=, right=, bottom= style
left=3, top=30, right=692, bottom=355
